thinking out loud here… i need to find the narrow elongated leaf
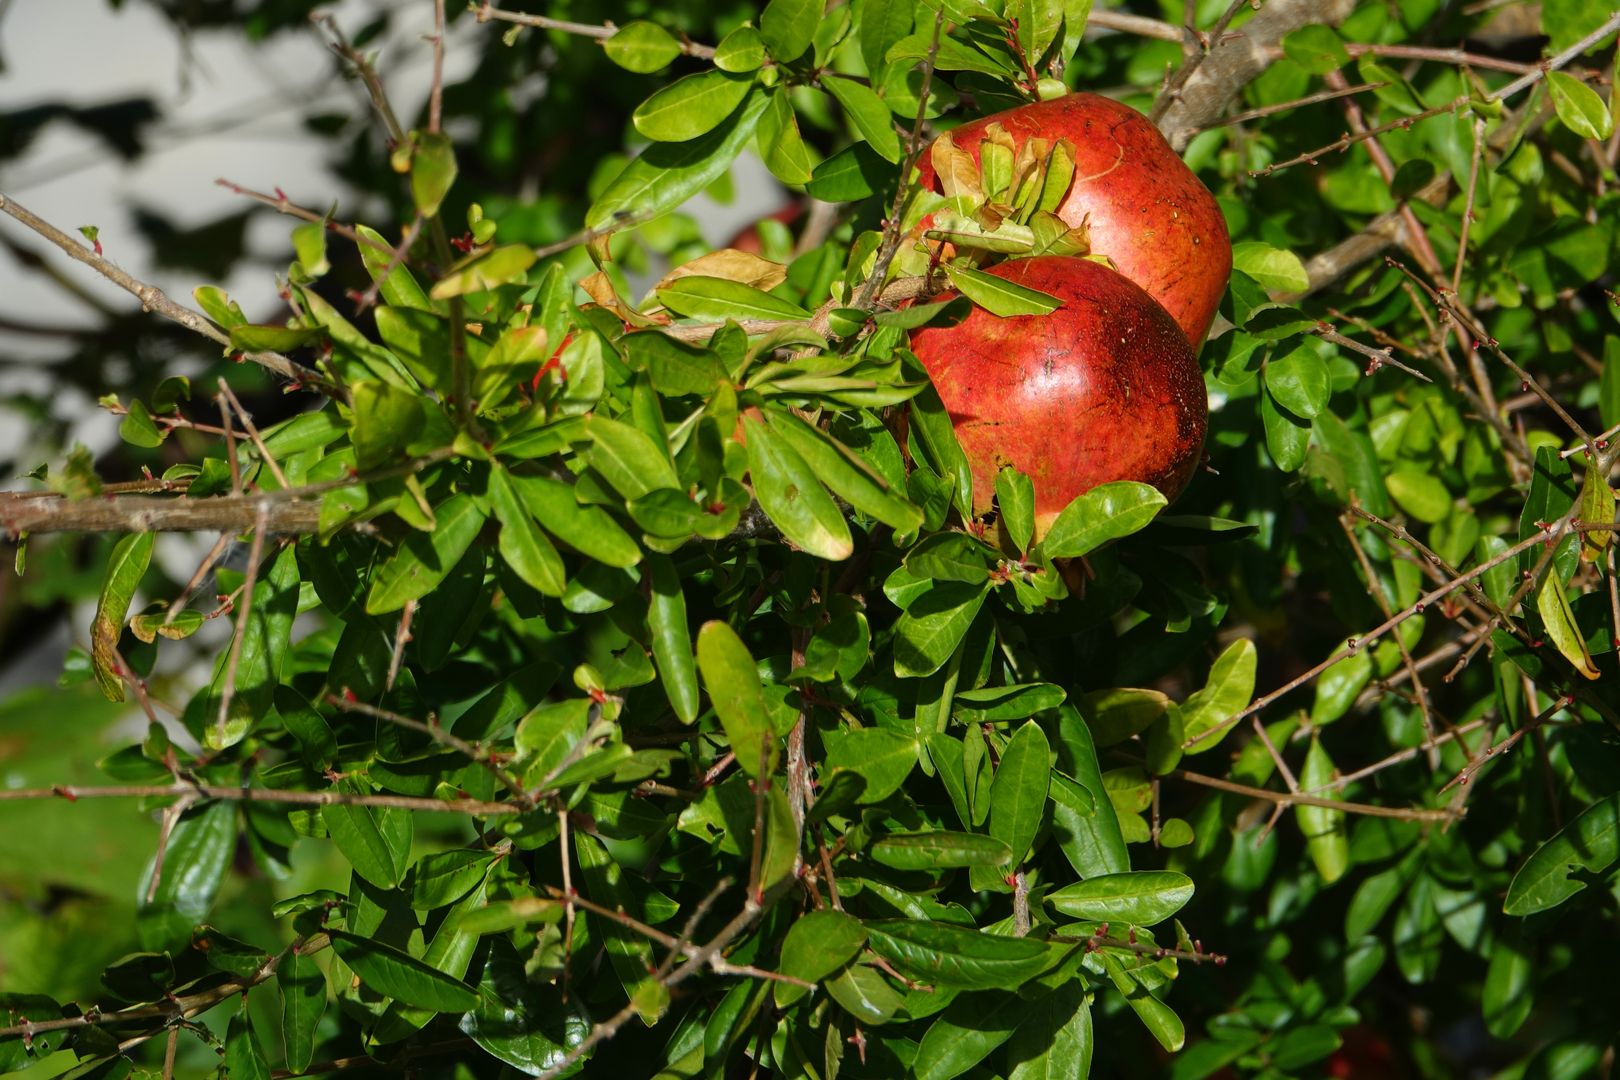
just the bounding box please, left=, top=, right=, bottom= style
left=1050, top=706, right=1129, bottom=877
left=365, top=495, right=487, bottom=614
left=1180, top=638, right=1258, bottom=752
left=1504, top=792, right=1620, bottom=915
left=864, top=920, right=1054, bottom=989
left=585, top=415, right=679, bottom=499
left=743, top=416, right=853, bottom=560
left=225, top=1003, right=270, bottom=1080
left=279, top=950, right=327, bottom=1072
left=696, top=621, right=777, bottom=776
left=322, top=780, right=412, bottom=889
left=1008, top=983, right=1092, bottom=1080
left=954, top=683, right=1065, bottom=723
left=1296, top=736, right=1349, bottom=883
left=489, top=466, right=566, bottom=597
left=822, top=75, right=903, bottom=162
left=634, top=70, right=755, bottom=142
left=1101, top=952, right=1183, bottom=1052
left=943, top=263, right=1061, bottom=316
left=1041, top=481, right=1166, bottom=558
left=870, top=831, right=1013, bottom=870
left=646, top=555, right=699, bottom=722
left=139, top=798, right=236, bottom=951
left=1536, top=569, right=1601, bottom=679
left=913, top=991, right=1026, bottom=1080
left=327, top=931, right=480, bottom=1012
left=587, top=92, right=769, bottom=229
left=91, top=531, right=153, bottom=701
left=990, top=720, right=1050, bottom=866
left=510, top=474, right=642, bottom=568
left=1047, top=871, right=1193, bottom=925
left=764, top=410, right=923, bottom=532
left=658, top=275, right=809, bottom=322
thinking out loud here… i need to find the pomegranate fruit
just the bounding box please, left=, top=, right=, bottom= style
left=915, top=93, right=1230, bottom=347
left=907, top=256, right=1206, bottom=534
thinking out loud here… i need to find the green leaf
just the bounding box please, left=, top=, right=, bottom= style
left=1180, top=638, right=1258, bottom=752
left=759, top=0, right=819, bottom=61
left=1281, top=24, right=1349, bottom=73
left=1047, top=871, right=1194, bottom=925
left=279, top=950, right=327, bottom=1073
left=861, top=0, right=913, bottom=72
left=953, top=683, right=1065, bottom=723
left=1050, top=707, right=1129, bottom=877
left=634, top=70, right=755, bottom=142
left=870, top=831, right=1014, bottom=871
left=1009, top=984, right=1092, bottom=1080
left=1231, top=241, right=1309, bottom=294
left=646, top=555, right=700, bottom=723
left=489, top=466, right=566, bottom=597
left=138, top=799, right=236, bottom=951
left=995, top=468, right=1036, bottom=554
left=865, top=920, right=1055, bottom=989
left=893, top=582, right=989, bottom=677
left=1504, top=791, right=1620, bottom=914
left=510, top=474, right=643, bottom=569
left=430, top=244, right=537, bottom=299
left=1386, top=466, right=1452, bottom=524
left=825, top=962, right=903, bottom=1025
left=327, top=930, right=480, bottom=1012
left=822, top=727, right=918, bottom=803
left=587, top=91, right=769, bottom=230
left=806, top=142, right=892, bottom=201
left=411, top=132, right=458, bottom=218
left=990, top=720, right=1050, bottom=866
left=291, top=220, right=330, bottom=278
left=1548, top=71, right=1614, bottom=140
left=118, top=399, right=165, bottom=448
left=1296, top=736, right=1349, bottom=883
left=1041, top=481, right=1166, bottom=559
left=696, top=621, right=777, bottom=777
left=943, top=263, right=1062, bottom=316
left=764, top=410, right=922, bottom=532
left=1264, top=345, right=1331, bottom=419
left=1537, top=567, right=1602, bottom=680
left=225, top=1001, right=270, bottom=1080
left=409, top=850, right=496, bottom=910
left=658, top=275, right=810, bottom=321
left=365, top=495, right=487, bottom=614
left=355, top=224, right=431, bottom=309
left=624, top=333, right=727, bottom=397
left=585, top=415, right=680, bottom=499
left=822, top=75, right=903, bottom=163
left=913, top=991, right=1026, bottom=1080
left=90, top=531, right=153, bottom=701
left=229, top=323, right=326, bottom=352
left=776, top=910, right=868, bottom=1006
left=1008, top=0, right=1064, bottom=67
left=1311, top=638, right=1373, bottom=725
left=714, top=25, right=766, bottom=71
left=1082, top=687, right=1169, bottom=747
left=603, top=20, right=683, bottom=72
left=195, top=285, right=247, bottom=329
left=743, top=415, right=854, bottom=560
left=1261, top=386, right=1310, bottom=472
left=322, top=780, right=412, bottom=889
left=460, top=939, right=589, bottom=1074
left=1483, top=929, right=1533, bottom=1038
left=1100, top=952, right=1183, bottom=1052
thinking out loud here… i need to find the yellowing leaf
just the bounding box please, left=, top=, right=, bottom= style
left=1579, top=472, right=1615, bottom=563
left=930, top=133, right=983, bottom=203
left=651, top=248, right=788, bottom=296
left=1536, top=568, right=1601, bottom=680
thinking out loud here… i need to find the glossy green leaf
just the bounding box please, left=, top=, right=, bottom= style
left=1261, top=385, right=1310, bottom=471
left=893, top=582, right=989, bottom=678
left=1047, top=871, right=1194, bottom=925
left=229, top=323, right=326, bottom=353
left=1008, top=983, right=1092, bottom=1080
left=328, top=930, right=480, bottom=1012
left=1549, top=70, right=1614, bottom=140
left=1386, top=466, right=1452, bottom=524
left=1536, top=567, right=1602, bottom=680
left=943, top=263, right=1062, bottom=317
left=430, top=244, right=536, bottom=299
left=743, top=415, right=854, bottom=560
left=714, top=24, right=766, bottom=71
left=823, top=74, right=903, bottom=163
left=913, top=991, right=1026, bottom=1080
left=990, top=720, right=1050, bottom=866
left=1281, top=23, right=1349, bottom=73
left=805, top=142, right=891, bottom=201
left=1041, top=481, right=1166, bottom=558
left=225, top=1001, right=270, bottom=1080
left=864, top=919, right=1054, bottom=989
left=365, top=495, right=487, bottom=614
left=90, top=531, right=153, bottom=701
left=696, top=621, right=777, bottom=776
left=646, top=555, right=700, bottom=723
left=759, top=0, right=818, bottom=61
left=1483, top=929, right=1533, bottom=1038
left=634, top=70, right=755, bottom=142
left=355, top=224, right=431, bottom=309
left=1264, top=344, right=1331, bottom=419
left=756, top=86, right=816, bottom=185
left=825, top=962, right=903, bottom=1025
left=279, top=950, right=327, bottom=1073
left=823, top=727, right=917, bottom=803
left=870, top=831, right=1013, bottom=871
left=489, top=466, right=566, bottom=597
left=953, top=683, right=1065, bottom=724
left=587, top=91, right=769, bottom=229
left=1082, top=687, right=1169, bottom=747
left=995, top=467, right=1037, bottom=554
left=1101, top=952, right=1183, bottom=1052
left=624, top=333, right=727, bottom=397
left=1232, top=240, right=1309, bottom=294
left=603, top=20, right=682, bottom=72
left=776, top=910, right=868, bottom=1006
left=1180, top=638, right=1257, bottom=752
left=410, top=132, right=457, bottom=218
left=765, top=409, right=922, bottom=532
left=138, top=798, right=235, bottom=951
left=585, top=415, right=680, bottom=499
left=658, top=275, right=809, bottom=321
left=510, top=474, right=642, bottom=569
left=1310, top=638, right=1373, bottom=725
left=1504, top=791, right=1620, bottom=914
left=1050, top=706, right=1129, bottom=877
left=323, top=780, right=412, bottom=889
left=1296, top=736, right=1349, bottom=883
left=410, top=850, right=495, bottom=910
left=118, top=399, right=164, bottom=448
left=460, top=938, right=589, bottom=1075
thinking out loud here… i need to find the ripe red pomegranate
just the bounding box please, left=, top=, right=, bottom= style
left=915, top=93, right=1230, bottom=347
left=907, top=256, right=1206, bottom=534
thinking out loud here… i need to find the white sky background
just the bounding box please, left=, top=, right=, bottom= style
left=0, top=0, right=783, bottom=694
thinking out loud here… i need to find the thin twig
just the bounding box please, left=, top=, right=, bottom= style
left=218, top=378, right=290, bottom=489
left=1171, top=768, right=1453, bottom=822
left=215, top=503, right=269, bottom=745
left=0, top=783, right=521, bottom=815
left=385, top=600, right=415, bottom=692
left=472, top=2, right=717, bottom=59
left=326, top=693, right=531, bottom=804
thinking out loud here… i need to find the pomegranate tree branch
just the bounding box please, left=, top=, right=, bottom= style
left=1169, top=768, right=1454, bottom=822
left=472, top=2, right=717, bottom=60
left=0, top=193, right=342, bottom=399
